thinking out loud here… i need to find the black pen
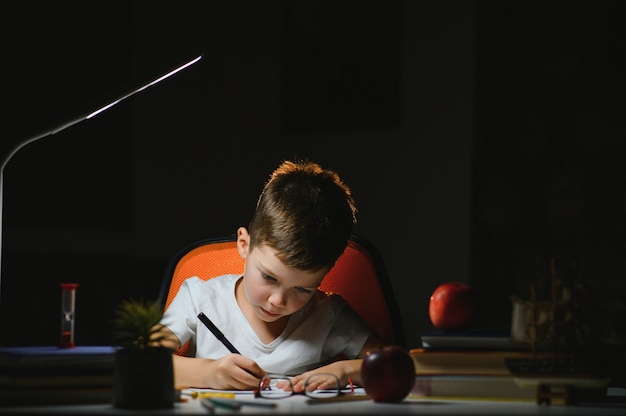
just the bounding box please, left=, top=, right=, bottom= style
left=197, top=312, right=240, bottom=354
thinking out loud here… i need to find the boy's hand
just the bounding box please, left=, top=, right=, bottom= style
left=173, top=353, right=264, bottom=390
left=209, top=353, right=264, bottom=390
left=289, top=359, right=362, bottom=393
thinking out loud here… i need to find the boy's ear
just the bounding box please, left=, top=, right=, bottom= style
left=236, top=227, right=250, bottom=258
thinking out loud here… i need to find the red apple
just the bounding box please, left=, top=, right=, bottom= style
left=429, top=282, right=479, bottom=331
left=360, top=345, right=415, bottom=402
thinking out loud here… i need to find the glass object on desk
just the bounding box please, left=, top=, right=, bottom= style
left=59, top=283, right=79, bottom=348
left=256, top=373, right=342, bottom=399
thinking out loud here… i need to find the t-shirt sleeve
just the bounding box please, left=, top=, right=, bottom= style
left=160, top=277, right=200, bottom=347
left=324, top=295, right=375, bottom=359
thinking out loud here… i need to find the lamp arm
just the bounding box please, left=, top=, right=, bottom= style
left=0, top=54, right=203, bottom=299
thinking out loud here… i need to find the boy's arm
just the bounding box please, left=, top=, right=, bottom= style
left=150, top=324, right=181, bottom=350
left=150, top=323, right=264, bottom=390
left=289, top=333, right=389, bottom=391
left=356, top=333, right=389, bottom=359
left=172, top=353, right=264, bottom=390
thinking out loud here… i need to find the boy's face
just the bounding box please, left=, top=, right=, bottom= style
left=240, top=243, right=328, bottom=323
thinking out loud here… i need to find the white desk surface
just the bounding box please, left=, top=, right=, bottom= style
left=1, top=393, right=625, bottom=415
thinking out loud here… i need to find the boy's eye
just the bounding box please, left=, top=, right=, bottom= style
left=262, top=273, right=277, bottom=282
left=261, top=273, right=312, bottom=294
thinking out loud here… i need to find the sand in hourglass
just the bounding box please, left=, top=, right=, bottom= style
left=59, top=283, right=79, bottom=348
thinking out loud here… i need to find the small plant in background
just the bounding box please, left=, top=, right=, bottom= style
left=111, top=299, right=166, bottom=350
left=111, top=299, right=176, bottom=409
left=510, top=258, right=626, bottom=386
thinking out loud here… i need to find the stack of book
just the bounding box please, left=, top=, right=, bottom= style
left=0, top=345, right=116, bottom=406
left=409, top=330, right=546, bottom=402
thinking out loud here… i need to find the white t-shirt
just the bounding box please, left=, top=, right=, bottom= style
left=160, top=274, right=374, bottom=375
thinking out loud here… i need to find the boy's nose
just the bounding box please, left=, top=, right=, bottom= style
left=268, top=289, right=287, bottom=307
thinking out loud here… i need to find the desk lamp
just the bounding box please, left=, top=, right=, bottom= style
left=0, top=54, right=202, bottom=299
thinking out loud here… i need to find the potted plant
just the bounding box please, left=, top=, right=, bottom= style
left=111, top=299, right=175, bottom=409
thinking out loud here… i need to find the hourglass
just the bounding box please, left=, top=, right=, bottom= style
left=59, top=283, right=79, bottom=348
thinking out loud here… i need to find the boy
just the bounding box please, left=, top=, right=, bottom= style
left=156, top=159, right=387, bottom=391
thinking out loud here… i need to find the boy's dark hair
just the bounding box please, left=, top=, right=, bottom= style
left=248, top=159, right=357, bottom=272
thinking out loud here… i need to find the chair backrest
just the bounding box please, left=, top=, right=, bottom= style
left=158, top=234, right=405, bottom=356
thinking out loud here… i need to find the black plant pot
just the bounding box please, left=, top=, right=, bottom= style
left=112, top=347, right=175, bottom=409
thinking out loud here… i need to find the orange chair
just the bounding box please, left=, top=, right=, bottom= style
left=158, top=234, right=405, bottom=356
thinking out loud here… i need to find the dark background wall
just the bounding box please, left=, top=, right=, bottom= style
left=471, top=0, right=626, bottom=337
left=1, top=0, right=623, bottom=353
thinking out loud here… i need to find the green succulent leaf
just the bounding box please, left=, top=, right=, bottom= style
left=111, top=299, right=166, bottom=350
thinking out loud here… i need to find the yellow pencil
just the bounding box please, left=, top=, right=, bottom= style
left=196, top=392, right=237, bottom=399
left=182, top=390, right=238, bottom=399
